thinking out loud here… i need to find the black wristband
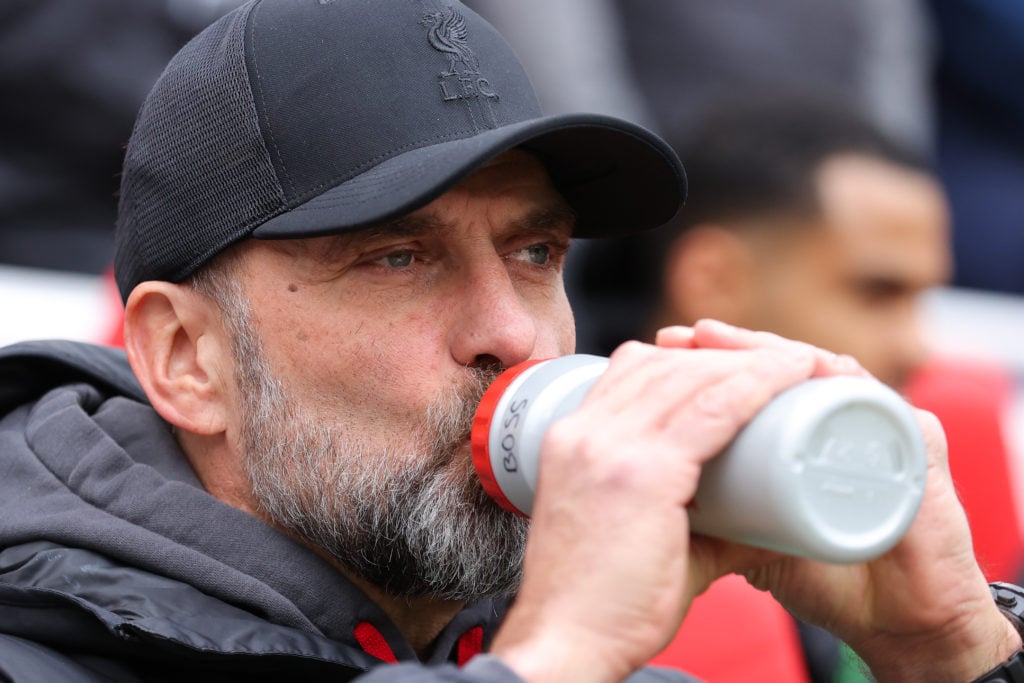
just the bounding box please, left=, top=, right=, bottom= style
left=992, top=583, right=1024, bottom=639
left=970, top=651, right=1024, bottom=683
left=970, top=583, right=1024, bottom=682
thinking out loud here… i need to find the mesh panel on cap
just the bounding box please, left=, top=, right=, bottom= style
left=115, top=2, right=285, bottom=299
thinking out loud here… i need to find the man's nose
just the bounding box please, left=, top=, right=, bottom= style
left=448, top=257, right=539, bottom=370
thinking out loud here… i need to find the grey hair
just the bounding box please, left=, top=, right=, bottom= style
left=184, top=246, right=528, bottom=600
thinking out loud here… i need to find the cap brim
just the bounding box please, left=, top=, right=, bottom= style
left=252, top=113, right=686, bottom=240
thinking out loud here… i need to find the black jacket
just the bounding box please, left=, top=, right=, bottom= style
left=0, top=340, right=696, bottom=682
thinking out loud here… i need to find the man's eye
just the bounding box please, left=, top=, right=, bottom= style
left=514, top=244, right=550, bottom=265
left=380, top=251, right=414, bottom=268
left=856, top=278, right=907, bottom=304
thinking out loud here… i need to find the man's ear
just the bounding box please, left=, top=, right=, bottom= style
left=662, top=223, right=758, bottom=326
left=123, top=281, right=231, bottom=436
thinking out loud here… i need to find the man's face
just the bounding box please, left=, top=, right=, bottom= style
left=217, top=151, right=576, bottom=599
left=737, top=155, right=951, bottom=389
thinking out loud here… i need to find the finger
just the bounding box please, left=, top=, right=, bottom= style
left=584, top=342, right=731, bottom=416
left=654, top=325, right=697, bottom=348
left=587, top=346, right=788, bottom=438
left=691, top=319, right=872, bottom=379
left=582, top=341, right=685, bottom=413
left=659, top=348, right=817, bottom=474
left=914, top=408, right=949, bottom=472
left=569, top=349, right=817, bottom=514
left=692, top=319, right=819, bottom=354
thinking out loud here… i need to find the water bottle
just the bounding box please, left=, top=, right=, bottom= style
left=471, top=354, right=928, bottom=564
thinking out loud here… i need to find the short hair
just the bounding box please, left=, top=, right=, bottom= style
left=570, top=92, right=930, bottom=355
left=671, top=91, right=929, bottom=230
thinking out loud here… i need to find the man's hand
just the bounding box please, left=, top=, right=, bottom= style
left=490, top=319, right=1020, bottom=683
left=681, top=320, right=1023, bottom=683
left=491, top=321, right=825, bottom=682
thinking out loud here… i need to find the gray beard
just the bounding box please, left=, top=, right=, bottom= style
left=230, top=323, right=528, bottom=601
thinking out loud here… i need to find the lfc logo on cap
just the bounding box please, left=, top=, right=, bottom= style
left=421, top=5, right=499, bottom=130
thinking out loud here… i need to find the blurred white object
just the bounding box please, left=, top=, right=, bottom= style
left=0, top=265, right=110, bottom=347
left=922, top=287, right=1024, bottom=373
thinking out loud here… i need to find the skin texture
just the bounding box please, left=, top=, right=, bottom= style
left=659, top=154, right=952, bottom=390
left=123, top=151, right=1020, bottom=682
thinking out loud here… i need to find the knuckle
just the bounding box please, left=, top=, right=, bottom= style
left=542, top=416, right=608, bottom=470
left=542, top=416, right=580, bottom=452
left=542, top=417, right=647, bottom=487
left=609, top=339, right=656, bottom=364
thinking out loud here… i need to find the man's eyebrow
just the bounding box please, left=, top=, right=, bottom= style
left=318, top=201, right=577, bottom=260
left=357, top=213, right=448, bottom=241
left=510, top=203, right=577, bottom=235
left=355, top=201, right=576, bottom=241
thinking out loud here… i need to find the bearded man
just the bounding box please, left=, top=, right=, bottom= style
left=0, top=1, right=1022, bottom=682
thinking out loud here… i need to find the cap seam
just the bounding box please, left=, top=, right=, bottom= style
left=246, top=0, right=295, bottom=197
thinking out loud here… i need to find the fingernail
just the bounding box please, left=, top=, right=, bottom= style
left=835, top=354, right=861, bottom=372
left=655, top=325, right=695, bottom=343
left=699, top=318, right=735, bottom=333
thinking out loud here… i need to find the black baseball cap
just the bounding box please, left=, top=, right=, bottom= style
left=114, top=0, right=686, bottom=301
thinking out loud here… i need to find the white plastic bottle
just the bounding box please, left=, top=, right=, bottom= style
left=471, top=354, right=928, bottom=564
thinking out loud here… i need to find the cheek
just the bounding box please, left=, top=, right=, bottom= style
left=374, top=312, right=451, bottom=387
left=554, top=300, right=576, bottom=354
left=244, top=283, right=458, bottom=432
left=332, top=309, right=456, bottom=409
left=758, top=285, right=851, bottom=352
left=798, top=296, right=890, bottom=363
left=526, top=282, right=575, bottom=354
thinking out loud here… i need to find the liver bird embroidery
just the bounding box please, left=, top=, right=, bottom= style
left=421, top=7, right=480, bottom=75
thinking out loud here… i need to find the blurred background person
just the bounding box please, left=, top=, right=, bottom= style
left=574, top=93, right=949, bottom=387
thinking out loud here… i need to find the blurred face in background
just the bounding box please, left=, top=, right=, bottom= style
left=663, top=154, right=951, bottom=390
